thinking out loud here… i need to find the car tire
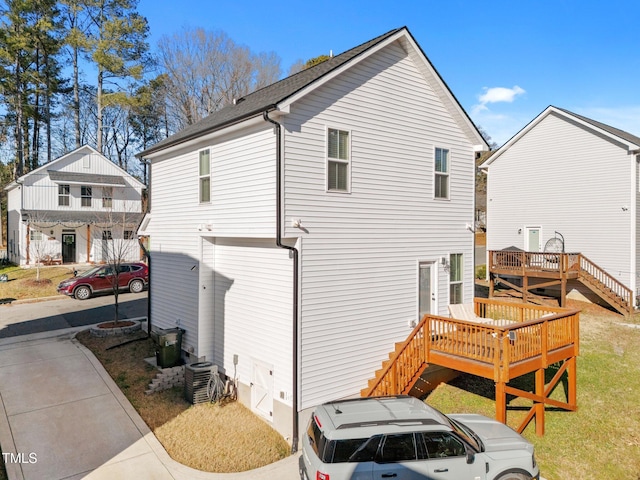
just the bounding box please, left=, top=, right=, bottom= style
left=74, top=285, right=91, bottom=300
left=495, top=473, right=530, bottom=480
left=129, top=279, right=144, bottom=294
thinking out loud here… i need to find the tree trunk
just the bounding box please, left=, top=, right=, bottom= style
left=74, top=44, right=80, bottom=149
left=97, top=68, right=103, bottom=153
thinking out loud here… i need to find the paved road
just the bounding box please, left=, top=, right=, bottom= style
left=0, top=292, right=148, bottom=338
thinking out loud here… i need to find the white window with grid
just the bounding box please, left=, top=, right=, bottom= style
left=449, top=253, right=463, bottom=304
left=327, top=128, right=350, bottom=192
left=199, top=149, right=211, bottom=203
left=434, top=147, right=449, bottom=199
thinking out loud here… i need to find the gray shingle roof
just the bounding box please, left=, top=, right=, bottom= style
left=555, top=107, right=640, bottom=147
left=22, top=210, right=143, bottom=225
left=139, top=28, right=404, bottom=157
left=48, top=171, right=127, bottom=186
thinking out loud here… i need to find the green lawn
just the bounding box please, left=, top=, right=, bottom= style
left=0, top=264, right=75, bottom=302
left=428, top=303, right=640, bottom=480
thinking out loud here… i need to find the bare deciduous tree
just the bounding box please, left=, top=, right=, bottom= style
left=157, top=27, right=281, bottom=129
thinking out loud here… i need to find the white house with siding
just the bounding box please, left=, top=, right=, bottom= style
left=138, top=27, right=488, bottom=443
left=481, top=106, right=640, bottom=304
left=5, top=145, right=144, bottom=266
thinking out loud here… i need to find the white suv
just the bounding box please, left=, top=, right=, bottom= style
left=300, top=395, right=539, bottom=480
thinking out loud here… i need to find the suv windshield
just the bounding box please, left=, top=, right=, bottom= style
left=76, top=266, right=102, bottom=278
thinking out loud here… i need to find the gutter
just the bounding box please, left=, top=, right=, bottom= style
left=263, top=110, right=300, bottom=454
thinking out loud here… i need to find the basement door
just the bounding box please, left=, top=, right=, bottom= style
left=251, top=360, right=273, bottom=420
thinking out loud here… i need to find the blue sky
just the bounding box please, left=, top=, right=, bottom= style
left=138, top=0, right=640, bottom=146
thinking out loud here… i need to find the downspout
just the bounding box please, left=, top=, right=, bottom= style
left=139, top=157, right=152, bottom=336
left=263, top=110, right=300, bottom=453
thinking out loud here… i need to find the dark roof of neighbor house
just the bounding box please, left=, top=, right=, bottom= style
left=556, top=107, right=640, bottom=147
left=139, top=28, right=404, bottom=157
left=48, top=171, right=127, bottom=186
left=22, top=210, right=143, bottom=225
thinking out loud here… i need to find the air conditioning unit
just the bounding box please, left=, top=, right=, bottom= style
left=184, top=361, right=214, bottom=404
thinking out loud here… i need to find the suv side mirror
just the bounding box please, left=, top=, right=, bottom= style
left=466, top=451, right=475, bottom=464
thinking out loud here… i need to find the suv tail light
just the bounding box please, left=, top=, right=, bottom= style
left=316, top=472, right=330, bottom=480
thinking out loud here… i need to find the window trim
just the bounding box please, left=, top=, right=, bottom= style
left=199, top=149, right=211, bottom=203
left=326, top=127, right=351, bottom=193
left=434, top=147, right=450, bottom=200
left=449, top=253, right=463, bottom=305
left=102, top=186, right=113, bottom=208
left=58, top=184, right=70, bottom=207
left=81, top=186, right=92, bottom=207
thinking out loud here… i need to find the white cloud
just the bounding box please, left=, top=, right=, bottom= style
left=472, top=85, right=526, bottom=115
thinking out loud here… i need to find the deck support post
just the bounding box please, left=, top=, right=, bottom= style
left=489, top=273, right=495, bottom=298
left=535, top=368, right=545, bottom=436
left=522, top=274, right=528, bottom=304
left=567, top=355, right=577, bottom=407
left=495, top=381, right=506, bottom=424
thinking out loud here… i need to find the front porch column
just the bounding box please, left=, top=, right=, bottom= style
left=87, top=225, right=91, bottom=263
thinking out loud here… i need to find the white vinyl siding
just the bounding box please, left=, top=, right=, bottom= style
left=282, top=41, right=476, bottom=408
left=212, top=239, right=293, bottom=407
left=486, top=112, right=634, bottom=291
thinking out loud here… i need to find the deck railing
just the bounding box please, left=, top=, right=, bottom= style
left=489, top=250, right=633, bottom=315
left=578, top=255, right=632, bottom=308
left=489, top=250, right=581, bottom=275
left=364, top=299, right=579, bottom=397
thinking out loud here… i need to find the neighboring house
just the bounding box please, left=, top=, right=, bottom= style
left=481, top=106, right=640, bottom=305
left=138, top=27, right=488, bottom=441
left=5, top=145, right=145, bottom=266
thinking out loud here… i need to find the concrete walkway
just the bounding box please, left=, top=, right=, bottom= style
left=0, top=328, right=300, bottom=480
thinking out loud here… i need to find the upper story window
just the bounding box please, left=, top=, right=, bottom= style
left=199, top=149, right=211, bottom=203
left=449, top=253, right=463, bottom=304
left=327, top=128, right=350, bottom=192
left=124, top=230, right=134, bottom=240
left=102, top=187, right=113, bottom=208
left=58, top=184, right=70, bottom=206
left=81, top=186, right=92, bottom=207
left=434, top=147, right=449, bottom=199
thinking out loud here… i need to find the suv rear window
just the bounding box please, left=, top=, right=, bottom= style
left=307, top=417, right=380, bottom=463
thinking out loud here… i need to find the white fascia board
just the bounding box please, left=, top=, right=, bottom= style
left=142, top=114, right=270, bottom=161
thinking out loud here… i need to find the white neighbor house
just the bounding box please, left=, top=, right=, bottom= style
left=138, top=27, right=488, bottom=442
left=481, top=106, right=640, bottom=303
left=5, top=145, right=145, bottom=266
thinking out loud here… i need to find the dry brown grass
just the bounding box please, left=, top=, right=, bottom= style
left=0, top=265, right=75, bottom=300
left=76, top=330, right=290, bottom=472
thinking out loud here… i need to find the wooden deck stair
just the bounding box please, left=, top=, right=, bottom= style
left=577, top=255, right=633, bottom=316
left=489, top=251, right=634, bottom=316
left=362, top=299, right=580, bottom=436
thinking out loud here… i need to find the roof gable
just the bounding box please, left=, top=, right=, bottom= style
left=481, top=106, right=640, bottom=168
left=6, top=145, right=145, bottom=190
left=140, top=27, right=487, bottom=158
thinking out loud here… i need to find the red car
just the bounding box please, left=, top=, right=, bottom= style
left=57, top=262, right=149, bottom=300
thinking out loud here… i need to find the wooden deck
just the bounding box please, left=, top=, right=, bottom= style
left=488, top=250, right=633, bottom=315
left=362, top=298, right=579, bottom=435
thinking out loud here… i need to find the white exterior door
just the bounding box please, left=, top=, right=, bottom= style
left=418, top=262, right=437, bottom=320
left=526, top=227, right=541, bottom=252
left=251, top=360, right=274, bottom=420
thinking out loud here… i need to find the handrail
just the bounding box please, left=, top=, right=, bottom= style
left=363, top=300, right=580, bottom=397
left=578, top=254, right=632, bottom=308
left=489, top=250, right=633, bottom=314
